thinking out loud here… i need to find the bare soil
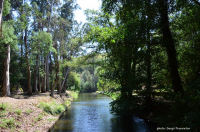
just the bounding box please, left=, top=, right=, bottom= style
left=0, top=91, right=74, bottom=132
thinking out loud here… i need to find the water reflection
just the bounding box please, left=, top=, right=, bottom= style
left=51, top=93, right=155, bottom=132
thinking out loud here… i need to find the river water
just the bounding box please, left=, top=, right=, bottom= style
left=51, top=93, right=156, bottom=132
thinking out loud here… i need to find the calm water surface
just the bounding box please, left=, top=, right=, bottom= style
left=51, top=93, right=156, bottom=132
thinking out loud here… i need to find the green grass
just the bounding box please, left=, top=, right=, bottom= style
left=38, top=101, right=66, bottom=115
left=0, top=103, right=18, bottom=130
left=103, top=92, right=120, bottom=100
left=47, top=117, right=57, bottom=122
left=71, top=92, right=79, bottom=99
left=0, top=103, right=11, bottom=118
left=0, top=118, right=15, bottom=129
left=15, top=109, right=22, bottom=116
left=25, top=109, right=33, bottom=114
left=65, top=100, right=71, bottom=106
left=34, top=114, right=43, bottom=122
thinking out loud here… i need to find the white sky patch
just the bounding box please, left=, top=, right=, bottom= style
left=74, top=0, right=102, bottom=23
left=73, top=0, right=102, bottom=55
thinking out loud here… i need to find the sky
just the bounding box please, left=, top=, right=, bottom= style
left=73, top=0, right=102, bottom=55
left=74, top=0, right=102, bottom=23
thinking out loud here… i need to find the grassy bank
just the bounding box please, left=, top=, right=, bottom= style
left=0, top=91, right=79, bottom=132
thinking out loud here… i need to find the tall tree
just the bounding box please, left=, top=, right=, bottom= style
left=158, top=0, right=184, bottom=94
left=1, top=0, right=12, bottom=97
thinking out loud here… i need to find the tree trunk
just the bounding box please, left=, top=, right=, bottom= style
left=21, top=33, right=23, bottom=60
left=33, top=53, right=39, bottom=92
left=93, top=57, right=95, bottom=92
left=24, top=28, right=32, bottom=95
left=0, top=0, right=4, bottom=37
left=145, top=27, right=152, bottom=104
left=46, top=54, right=49, bottom=91
left=158, top=0, right=184, bottom=94
left=50, top=79, right=59, bottom=97
left=61, top=66, right=70, bottom=93
left=45, top=0, right=53, bottom=92
left=49, top=52, right=53, bottom=91
left=38, top=55, right=41, bottom=92
left=41, top=57, right=46, bottom=93
left=57, top=64, right=61, bottom=94
left=38, top=74, right=41, bottom=92
left=2, top=44, right=10, bottom=97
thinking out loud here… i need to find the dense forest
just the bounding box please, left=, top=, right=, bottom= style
left=1, top=0, right=200, bottom=131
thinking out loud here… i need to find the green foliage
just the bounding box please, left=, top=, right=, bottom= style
left=31, top=31, right=54, bottom=56
left=104, top=91, right=120, bottom=100
left=3, top=0, right=11, bottom=16
left=80, top=70, right=93, bottom=91
left=67, top=72, right=81, bottom=91
left=0, top=20, right=18, bottom=49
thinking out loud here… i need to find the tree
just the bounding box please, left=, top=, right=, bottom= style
left=158, top=0, right=184, bottom=94
left=1, top=0, right=14, bottom=97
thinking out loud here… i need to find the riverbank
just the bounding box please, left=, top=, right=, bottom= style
left=96, top=91, right=199, bottom=131
left=96, top=91, right=162, bottom=131
left=0, top=91, right=78, bottom=132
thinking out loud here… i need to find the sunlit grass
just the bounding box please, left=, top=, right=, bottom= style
left=25, top=109, right=33, bottom=114
left=71, top=92, right=79, bottom=99
left=38, top=101, right=66, bottom=115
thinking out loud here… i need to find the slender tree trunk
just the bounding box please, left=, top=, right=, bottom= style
left=2, top=44, right=10, bottom=97
left=0, top=0, right=4, bottom=37
left=50, top=79, right=59, bottom=97
left=49, top=53, right=53, bottom=91
left=61, top=66, right=70, bottom=93
left=93, top=57, right=95, bottom=92
left=24, top=28, right=32, bottom=95
left=45, top=0, right=53, bottom=92
left=46, top=54, right=49, bottom=91
left=145, top=26, right=152, bottom=104
left=21, top=32, right=23, bottom=67
left=158, top=0, right=184, bottom=94
left=38, top=55, right=41, bottom=92
left=33, top=53, right=39, bottom=92
left=41, top=57, right=46, bottom=93
left=57, top=62, right=61, bottom=94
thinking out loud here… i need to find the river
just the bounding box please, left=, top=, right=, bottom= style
left=51, top=93, right=156, bottom=132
